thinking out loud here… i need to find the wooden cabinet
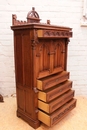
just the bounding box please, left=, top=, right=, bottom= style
left=11, top=7, right=76, bottom=129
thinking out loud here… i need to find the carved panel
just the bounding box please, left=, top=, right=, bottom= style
left=37, top=30, right=72, bottom=38
left=12, top=7, right=40, bottom=25
left=36, top=40, right=50, bottom=72
left=52, top=101, right=76, bottom=125
left=44, top=30, right=72, bottom=37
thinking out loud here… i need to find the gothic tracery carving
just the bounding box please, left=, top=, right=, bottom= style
left=43, top=30, right=72, bottom=38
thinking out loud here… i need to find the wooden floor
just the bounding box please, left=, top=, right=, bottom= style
left=0, top=96, right=87, bottom=130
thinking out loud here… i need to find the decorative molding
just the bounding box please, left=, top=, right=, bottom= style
left=12, top=14, right=27, bottom=25
left=36, top=43, right=50, bottom=56
left=12, top=7, right=40, bottom=25
left=43, top=30, right=72, bottom=38
left=27, top=7, right=40, bottom=23
left=31, top=30, right=39, bottom=50
left=52, top=102, right=76, bottom=124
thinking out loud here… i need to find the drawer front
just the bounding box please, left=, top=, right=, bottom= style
left=38, top=98, right=76, bottom=127
left=38, top=80, right=72, bottom=102
left=38, top=90, right=74, bottom=114
left=37, top=30, right=72, bottom=38
left=37, top=71, right=69, bottom=90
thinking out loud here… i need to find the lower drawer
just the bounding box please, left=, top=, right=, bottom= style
left=38, top=80, right=72, bottom=102
left=38, top=90, right=74, bottom=114
left=38, top=98, right=76, bottom=127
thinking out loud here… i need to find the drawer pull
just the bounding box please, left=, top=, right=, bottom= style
left=35, top=109, right=39, bottom=113
left=59, top=89, right=62, bottom=92
left=56, top=79, right=58, bottom=82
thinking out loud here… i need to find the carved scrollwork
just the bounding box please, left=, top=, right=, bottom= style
left=43, top=30, right=72, bottom=38
left=27, top=7, right=39, bottom=19
left=36, top=42, right=50, bottom=57
left=12, top=7, right=40, bottom=25
left=31, top=30, right=39, bottom=49
left=52, top=102, right=76, bottom=124
left=27, top=7, right=40, bottom=23
left=54, top=41, right=63, bottom=52
left=31, top=40, right=38, bottom=50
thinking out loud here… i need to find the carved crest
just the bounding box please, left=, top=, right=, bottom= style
left=27, top=7, right=40, bottom=23
left=12, top=7, right=41, bottom=25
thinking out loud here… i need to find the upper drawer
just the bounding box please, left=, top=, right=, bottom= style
left=38, top=80, right=72, bottom=102
left=37, top=71, right=69, bottom=90
left=37, top=30, right=72, bottom=38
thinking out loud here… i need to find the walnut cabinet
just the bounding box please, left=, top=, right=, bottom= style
left=11, top=7, right=76, bottom=129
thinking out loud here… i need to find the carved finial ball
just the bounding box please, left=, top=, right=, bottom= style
left=32, top=7, right=35, bottom=11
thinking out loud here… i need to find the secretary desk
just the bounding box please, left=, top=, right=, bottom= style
left=11, top=7, right=76, bottom=129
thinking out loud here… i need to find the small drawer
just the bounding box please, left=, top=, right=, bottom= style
left=38, top=98, right=76, bottom=127
left=37, top=30, right=72, bottom=38
left=37, top=71, right=69, bottom=90
left=38, top=80, right=72, bottom=102
left=38, top=90, right=74, bottom=114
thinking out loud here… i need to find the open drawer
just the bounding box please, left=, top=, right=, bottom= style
left=38, top=90, right=74, bottom=114
left=37, top=71, right=69, bottom=90
left=38, top=80, right=72, bottom=102
left=38, top=98, right=76, bottom=127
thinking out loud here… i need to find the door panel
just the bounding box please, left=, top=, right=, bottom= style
left=36, top=39, right=66, bottom=79
left=53, top=39, right=66, bottom=71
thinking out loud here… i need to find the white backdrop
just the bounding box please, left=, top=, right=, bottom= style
left=0, top=0, right=87, bottom=96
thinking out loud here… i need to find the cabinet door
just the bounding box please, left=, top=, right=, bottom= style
left=53, top=39, right=66, bottom=73
left=36, top=39, right=66, bottom=79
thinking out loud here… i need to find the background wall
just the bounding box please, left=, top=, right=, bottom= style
left=0, top=0, right=87, bottom=96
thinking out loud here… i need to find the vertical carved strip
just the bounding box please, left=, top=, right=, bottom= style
left=49, top=54, right=54, bottom=73
left=54, top=48, right=58, bottom=68
left=40, top=44, right=43, bottom=71
left=65, top=38, right=69, bottom=70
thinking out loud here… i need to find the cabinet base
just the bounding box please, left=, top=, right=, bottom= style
left=17, top=110, right=40, bottom=129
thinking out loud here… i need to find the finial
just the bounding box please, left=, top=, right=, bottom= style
left=32, top=7, right=35, bottom=11
left=27, top=7, right=40, bottom=23
left=47, top=20, right=50, bottom=24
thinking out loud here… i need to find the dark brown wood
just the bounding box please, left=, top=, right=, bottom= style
left=0, top=94, right=4, bottom=102
left=11, top=7, right=76, bottom=129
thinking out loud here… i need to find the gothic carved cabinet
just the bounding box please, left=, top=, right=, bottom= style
left=11, top=7, right=76, bottom=129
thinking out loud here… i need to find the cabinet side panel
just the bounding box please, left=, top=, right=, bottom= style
left=14, top=34, right=23, bottom=85
left=14, top=30, right=38, bottom=120
left=22, top=32, right=32, bottom=87
left=14, top=30, right=33, bottom=88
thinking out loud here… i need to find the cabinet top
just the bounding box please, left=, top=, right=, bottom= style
left=11, top=7, right=72, bottom=32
